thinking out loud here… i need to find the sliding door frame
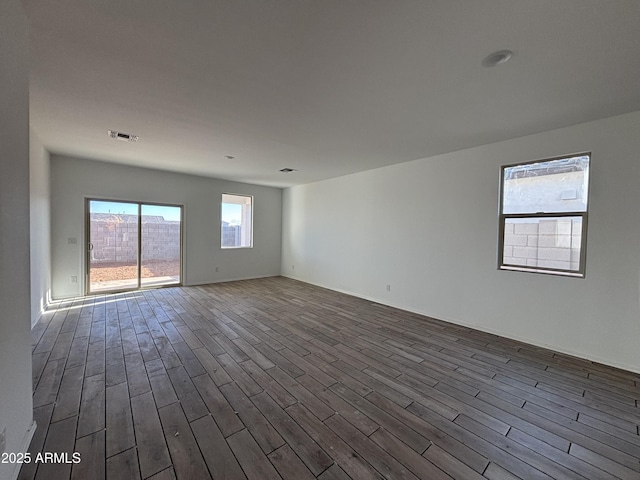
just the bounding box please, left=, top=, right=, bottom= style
left=85, top=197, right=184, bottom=295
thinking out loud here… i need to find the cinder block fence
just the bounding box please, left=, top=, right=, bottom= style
left=89, top=214, right=180, bottom=264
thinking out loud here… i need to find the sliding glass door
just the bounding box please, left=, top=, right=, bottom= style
left=140, top=204, right=182, bottom=288
left=87, top=199, right=182, bottom=294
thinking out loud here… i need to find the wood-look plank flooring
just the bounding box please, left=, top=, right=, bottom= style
left=21, top=277, right=640, bottom=479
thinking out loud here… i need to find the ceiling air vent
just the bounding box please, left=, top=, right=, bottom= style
left=108, top=130, right=139, bottom=142
left=279, top=168, right=297, bottom=173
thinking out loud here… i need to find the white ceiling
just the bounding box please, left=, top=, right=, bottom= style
left=23, top=1, right=640, bottom=188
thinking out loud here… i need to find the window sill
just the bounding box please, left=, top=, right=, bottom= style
left=499, top=265, right=584, bottom=278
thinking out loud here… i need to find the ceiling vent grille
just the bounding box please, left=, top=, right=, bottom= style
left=108, top=130, right=139, bottom=142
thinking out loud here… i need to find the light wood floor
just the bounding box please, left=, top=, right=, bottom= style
left=21, top=277, right=640, bottom=479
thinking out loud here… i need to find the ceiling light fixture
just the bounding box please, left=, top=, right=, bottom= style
left=279, top=168, right=297, bottom=173
left=481, top=49, right=513, bottom=68
left=108, top=130, right=139, bottom=142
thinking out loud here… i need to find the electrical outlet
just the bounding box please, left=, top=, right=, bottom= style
left=0, top=426, right=6, bottom=455
left=386, top=284, right=391, bottom=292
left=67, top=237, right=77, bottom=245
left=70, top=275, right=78, bottom=283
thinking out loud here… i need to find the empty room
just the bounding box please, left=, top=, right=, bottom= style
left=2, top=1, right=640, bottom=479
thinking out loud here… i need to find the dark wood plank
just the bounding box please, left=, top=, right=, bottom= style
left=253, top=342, right=305, bottom=377
left=66, top=335, right=89, bottom=369
left=146, top=467, right=177, bottom=480
left=317, top=464, right=352, bottom=480
left=454, top=414, right=583, bottom=479
left=49, top=332, right=73, bottom=360
left=171, top=341, right=206, bottom=377
left=232, top=337, right=275, bottom=370
left=27, top=278, right=640, bottom=480
left=158, top=402, right=211, bottom=480
left=191, top=347, right=232, bottom=386
left=251, top=391, right=333, bottom=475
left=331, top=384, right=432, bottom=455
left=286, top=403, right=386, bottom=480
left=216, top=353, right=263, bottom=396
left=268, top=366, right=335, bottom=421
left=136, top=331, right=160, bottom=362
left=146, top=358, right=179, bottom=408
left=226, top=429, right=282, bottom=480
left=324, top=413, right=420, bottom=480
left=268, top=444, right=315, bottom=480
left=17, top=404, right=54, bottom=480
left=569, top=443, right=640, bottom=480
left=105, top=346, right=127, bottom=387
left=85, top=340, right=105, bottom=377
left=32, top=359, right=65, bottom=408
left=106, top=447, right=140, bottom=480
left=124, top=351, right=151, bottom=398
left=219, top=382, right=285, bottom=454
left=423, top=444, right=486, bottom=480
left=483, top=462, right=522, bottom=480
left=154, top=336, right=183, bottom=369
left=506, top=427, right=618, bottom=480
left=51, top=365, right=84, bottom=422
left=166, top=365, right=209, bottom=422
left=370, top=427, right=453, bottom=480
left=190, top=414, right=247, bottom=480
left=240, top=359, right=297, bottom=408
left=131, top=391, right=172, bottom=478
left=296, top=373, right=379, bottom=435
left=105, top=382, right=135, bottom=457
left=191, top=373, right=245, bottom=437
left=35, top=416, right=77, bottom=480
left=72, top=430, right=105, bottom=480
left=31, top=352, right=49, bottom=393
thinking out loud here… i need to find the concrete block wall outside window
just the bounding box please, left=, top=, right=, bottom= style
left=502, top=217, right=582, bottom=271
left=499, top=154, right=590, bottom=276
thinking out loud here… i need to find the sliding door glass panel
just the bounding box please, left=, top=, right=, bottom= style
left=88, top=200, right=140, bottom=292
left=140, top=204, right=181, bottom=287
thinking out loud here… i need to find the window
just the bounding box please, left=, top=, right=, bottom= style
left=498, top=153, right=590, bottom=277
left=221, top=194, right=253, bottom=248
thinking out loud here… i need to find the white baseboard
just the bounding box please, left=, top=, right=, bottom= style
left=281, top=274, right=640, bottom=375
left=186, top=273, right=279, bottom=286
left=7, top=420, right=36, bottom=480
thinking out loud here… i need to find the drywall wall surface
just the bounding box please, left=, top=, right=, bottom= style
left=282, top=111, right=640, bottom=373
left=30, top=131, right=51, bottom=326
left=50, top=156, right=282, bottom=298
left=0, top=2, right=35, bottom=479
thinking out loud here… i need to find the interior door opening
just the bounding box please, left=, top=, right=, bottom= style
left=87, top=199, right=182, bottom=294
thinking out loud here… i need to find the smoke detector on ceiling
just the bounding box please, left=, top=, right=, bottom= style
left=108, top=130, right=139, bottom=142
left=481, top=50, right=513, bottom=68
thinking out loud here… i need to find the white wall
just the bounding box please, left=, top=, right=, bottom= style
left=282, top=111, right=640, bottom=373
left=50, top=156, right=282, bottom=299
left=30, top=131, right=51, bottom=326
left=0, top=2, right=36, bottom=479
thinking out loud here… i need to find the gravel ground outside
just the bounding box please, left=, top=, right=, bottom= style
left=90, top=259, right=180, bottom=282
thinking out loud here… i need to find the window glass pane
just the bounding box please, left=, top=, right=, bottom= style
left=88, top=200, right=139, bottom=292
left=503, top=217, right=582, bottom=272
left=221, top=194, right=252, bottom=248
left=502, top=155, right=589, bottom=214
left=141, top=204, right=181, bottom=287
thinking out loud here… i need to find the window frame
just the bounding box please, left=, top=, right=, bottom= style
left=498, top=152, right=591, bottom=278
left=221, top=193, right=254, bottom=249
